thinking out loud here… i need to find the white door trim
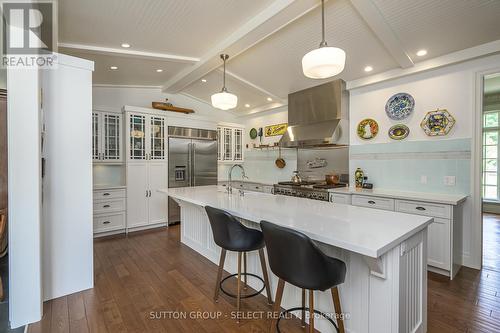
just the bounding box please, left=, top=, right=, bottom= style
left=472, top=66, right=500, bottom=270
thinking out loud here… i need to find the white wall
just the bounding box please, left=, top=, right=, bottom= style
left=7, top=68, right=43, bottom=328
left=92, top=86, right=238, bottom=123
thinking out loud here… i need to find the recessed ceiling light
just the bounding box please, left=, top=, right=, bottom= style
left=156, top=69, right=163, bottom=73
left=201, top=79, right=207, bottom=83
left=245, top=104, right=250, bottom=108
left=121, top=43, right=131, bottom=48
left=364, top=66, right=373, bottom=72
left=416, top=49, right=427, bottom=57
left=267, top=97, right=273, bottom=102
left=110, top=66, right=118, bottom=70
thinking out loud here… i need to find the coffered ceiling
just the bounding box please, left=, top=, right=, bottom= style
left=59, top=0, right=500, bottom=116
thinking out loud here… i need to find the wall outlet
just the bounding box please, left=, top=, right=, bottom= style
left=420, top=175, right=428, bottom=184
left=444, top=176, right=456, bottom=186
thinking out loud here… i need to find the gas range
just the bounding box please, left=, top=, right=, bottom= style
left=273, top=181, right=347, bottom=202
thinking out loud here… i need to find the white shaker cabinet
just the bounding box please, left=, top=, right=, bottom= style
left=92, top=110, right=123, bottom=163
left=125, top=110, right=168, bottom=231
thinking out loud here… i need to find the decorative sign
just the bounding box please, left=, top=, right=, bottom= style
left=265, top=123, right=288, bottom=137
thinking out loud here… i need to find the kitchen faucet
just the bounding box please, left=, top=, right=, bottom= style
left=227, top=164, right=248, bottom=194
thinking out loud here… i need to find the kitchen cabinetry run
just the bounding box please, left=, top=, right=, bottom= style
left=330, top=191, right=465, bottom=279
left=92, top=111, right=123, bottom=163
left=125, top=110, right=168, bottom=231
left=217, top=123, right=244, bottom=163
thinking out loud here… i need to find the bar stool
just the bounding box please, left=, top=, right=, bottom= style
left=205, top=206, right=273, bottom=321
left=260, top=220, right=347, bottom=333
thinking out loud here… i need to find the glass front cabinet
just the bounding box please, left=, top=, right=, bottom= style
left=92, top=111, right=123, bottom=163
left=217, top=125, right=244, bottom=163
left=126, top=112, right=167, bottom=161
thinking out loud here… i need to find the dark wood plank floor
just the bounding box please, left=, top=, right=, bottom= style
left=28, top=224, right=500, bottom=333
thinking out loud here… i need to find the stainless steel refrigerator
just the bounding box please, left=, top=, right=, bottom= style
left=168, top=126, right=217, bottom=224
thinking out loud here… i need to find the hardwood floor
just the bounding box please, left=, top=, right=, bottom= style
left=483, top=213, right=500, bottom=272
left=28, top=225, right=500, bottom=333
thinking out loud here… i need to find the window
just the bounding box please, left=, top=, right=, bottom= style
left=483, top=111, right=500, bottom=200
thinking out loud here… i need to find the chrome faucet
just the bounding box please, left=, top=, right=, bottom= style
left=228, top=164, right=248, bottom=194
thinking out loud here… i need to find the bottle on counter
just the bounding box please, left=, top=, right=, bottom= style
left=355, top=168, right=364, bottom=188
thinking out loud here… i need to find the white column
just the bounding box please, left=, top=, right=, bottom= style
left=7, top=67, right=43, bottom=328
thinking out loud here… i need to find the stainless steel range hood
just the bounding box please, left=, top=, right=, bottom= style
left=279, top=80, right=349, bottom=148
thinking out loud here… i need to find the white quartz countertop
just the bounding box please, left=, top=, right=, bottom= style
left=160, top=186, right=432, bottom=258
left=329, top=187, right=468, bottom=205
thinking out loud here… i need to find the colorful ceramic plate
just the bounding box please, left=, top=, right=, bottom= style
left=357, top=119, right=379, bottom=140
left=421, top=109, right=456, bottom=136
left=249, top=128, right=258, bottom=139
left=385, top=93, right=415, bottom=120
left=388, top=124, right=410, bottom=140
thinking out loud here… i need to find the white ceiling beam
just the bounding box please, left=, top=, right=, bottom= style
left=222, top=69, right=287, bottom=104
left=162, top=0, right=321, bottom=93
left=347, top=39, right=500, bottom=90
left=349, top=0, right=414, bottom=69
left=58, top=43, right=200, bottom=64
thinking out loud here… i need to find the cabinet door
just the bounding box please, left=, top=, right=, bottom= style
left=223, top=127, right=233, bottom=161
left=216, top=127, right=222, bottom=161
left=128, top=113, right=147, bottom=161
left=149, top=115, right=166, bottom=161
left=148, top=162, right=168, bottom=225
left=102, top=113, right=122, bottom=162
left=126, top=162, right=149, bottom=228
left=427, top=217, right=451, bottom=270
left=233, top=128, right=243, bottom=161
left=92, top=112, right=100, bottom=161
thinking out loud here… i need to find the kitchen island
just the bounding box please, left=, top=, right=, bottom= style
left=160, top=185, right=433, bottom=333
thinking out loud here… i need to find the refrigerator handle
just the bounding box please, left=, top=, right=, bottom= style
left=191, top=143, right=196, bottom=187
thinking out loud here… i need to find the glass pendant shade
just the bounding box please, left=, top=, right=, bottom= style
left=302, top=0, right=346, bottom=79
left=211, top=90, right=238, bottom=110
left=302, top=46, right=346, bottom=79
left=211, top=53, right=238, bottom=110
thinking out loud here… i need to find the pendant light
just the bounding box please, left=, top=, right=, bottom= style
left=302, top=0, right=346, bottom=79
left=211, top=54, right=238, bottom=110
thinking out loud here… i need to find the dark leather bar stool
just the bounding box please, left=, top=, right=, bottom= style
left=261, top=220, right=347, bottom=333
left=205, top=206, right=273, bottom=321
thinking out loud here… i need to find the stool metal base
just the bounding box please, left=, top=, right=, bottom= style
left=276, top=307, right=339, bottom=333
left=219, top=272, right=266, bottom=299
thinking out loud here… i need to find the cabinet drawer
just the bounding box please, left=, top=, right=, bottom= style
left=94, top=189, right=126, bottom=200
left=94, top=213, right=125, bottom=233
left=93, top=198, right=126, bottom=214
left=330, top=193, right=352, bottom=205
left=395, top=200, right=451, bottom=219
left=352, top=195, right=394, bottom=211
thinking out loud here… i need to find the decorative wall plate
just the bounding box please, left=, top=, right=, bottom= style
left=385, top=93, right=415, bottom=120
left=420, top=109, right=456, bottom=136
left=388, top=124, right=410, bottom=140
left=249, top=128, right=258, bottom=139
left=357, top=118, right=379, bottom=140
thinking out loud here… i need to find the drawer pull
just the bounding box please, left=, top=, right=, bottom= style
left=103, top=221, right=111, bottom=225
left=368, top=200, right=376, bottom=204
left=416, top=206, right=426, bottom=211
left=103, top=193, right=110, bottom=196
left=103, top=205, right=111, bottom=208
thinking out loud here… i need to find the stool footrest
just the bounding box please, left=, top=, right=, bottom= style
left=219, top=273, right=266, bottom=299
left=276, top=306, right=339, bottom=333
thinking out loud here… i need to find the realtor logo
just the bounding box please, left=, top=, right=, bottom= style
left=1, top=1, right=56, bottom=68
